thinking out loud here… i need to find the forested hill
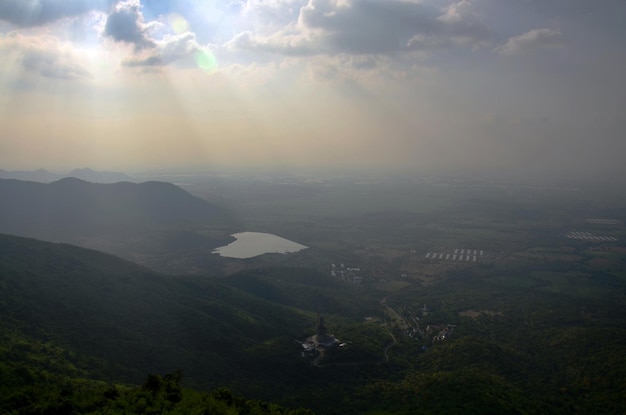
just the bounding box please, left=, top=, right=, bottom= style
left=0, top=234, right=394, bottom=413
left=2, top=233, right=626, bottom=414
left=0, top=177, right=224, bottom=238
left=0, top=234, right=317, bottom=384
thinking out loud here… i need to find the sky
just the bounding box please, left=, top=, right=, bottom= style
left=0, top=0, right=625, bottom=179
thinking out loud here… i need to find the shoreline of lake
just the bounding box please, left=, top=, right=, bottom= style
left=212, top=232, right=308, bottom=259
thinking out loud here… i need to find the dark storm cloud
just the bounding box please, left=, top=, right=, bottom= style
left=0, top=0, right=113, bottom=27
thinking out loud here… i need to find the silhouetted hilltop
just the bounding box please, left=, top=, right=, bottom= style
left=0, top=168, right=135, bottom=183
left=68, top=167, right=135, bottom=183
left=0, top=168, right=58, bottom=182
left=0, top=178, right=223, bottom=239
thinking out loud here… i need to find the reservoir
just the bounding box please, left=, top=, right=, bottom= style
left=212, top=232, right=308, bottom=259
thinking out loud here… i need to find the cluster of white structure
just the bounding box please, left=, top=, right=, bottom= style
left=424, top=249, right=484, bottom=263
left=566, top=231, right=618, bottom=242
left=330, top=263, right=362, bottom=284
left=586, top=218, right=621, bottom=225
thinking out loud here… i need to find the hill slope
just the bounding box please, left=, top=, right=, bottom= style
left=0, top=178, right=223, bottom=237
left=0, top=178, right=237, bottom=272
left=3, top=234, right=625, bottom=414
left=0, top=233, right=316, bottom=386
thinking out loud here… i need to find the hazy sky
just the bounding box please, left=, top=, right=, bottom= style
left=1, top=0, right=625, bottom=178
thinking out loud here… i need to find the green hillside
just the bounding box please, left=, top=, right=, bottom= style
left=0, top=320, right=316, bottom=414
left=0, top=233, right=384, bottom=413
left=224, top=267, right=381, bottom=318
left=2, top=233, right=626, bottom=414
left=0, top=234, right=313, bottom=382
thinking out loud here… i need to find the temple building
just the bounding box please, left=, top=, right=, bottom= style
left=302, top=314, right=341, bottom=352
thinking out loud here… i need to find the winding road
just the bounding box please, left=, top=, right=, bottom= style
left=383, top=332, right=397, bottom=362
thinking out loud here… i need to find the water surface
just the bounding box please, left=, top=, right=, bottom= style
left=212, top=232, right=308, bottom=259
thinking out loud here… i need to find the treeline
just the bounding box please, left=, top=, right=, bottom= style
left=2, top=370, right=314, bottom=415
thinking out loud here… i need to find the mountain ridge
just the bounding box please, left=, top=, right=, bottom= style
left=0, top=167, right=135, bottom=183
left=0, top=177, right=225, bottom=240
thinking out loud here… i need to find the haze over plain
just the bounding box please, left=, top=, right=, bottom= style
left=1, top=0, right=624, bottom=180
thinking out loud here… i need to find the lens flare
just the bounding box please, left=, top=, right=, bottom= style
left=169, top=14, right=189, bottom=34
left=196, top=50, right=217, bottom=72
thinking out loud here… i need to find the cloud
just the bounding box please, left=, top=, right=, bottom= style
left=21, top=48, right=91, bottom=79
left=0, top=33, right=90, bottom=79
left=301, top=53, right=408, bottom=87
left=0, top=0, right=112, bottom=27
left=436, top=0, right=491, bottom=46
left=103, top=0, right=156, bottom=50
left=498, top=0, right=626, bottom=20
left=102, top=1, right=208, bottom=68
left=228, top=0, right=492, bottom=56
left=242, top=0, right=302, bottom=27
left=226, top=29, right=312, bottom=56
left=298, top=0, right=434, bottom=54
left=438, top=0, right=474, bottom=24
left=496, top=28, right=564, bottom=56
left=121, top=32, right=203, bottom=67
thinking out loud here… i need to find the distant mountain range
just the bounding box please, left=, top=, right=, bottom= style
left=0, top=167, right=135, bottom=183
left=0, top=177, right=225, bottom=243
